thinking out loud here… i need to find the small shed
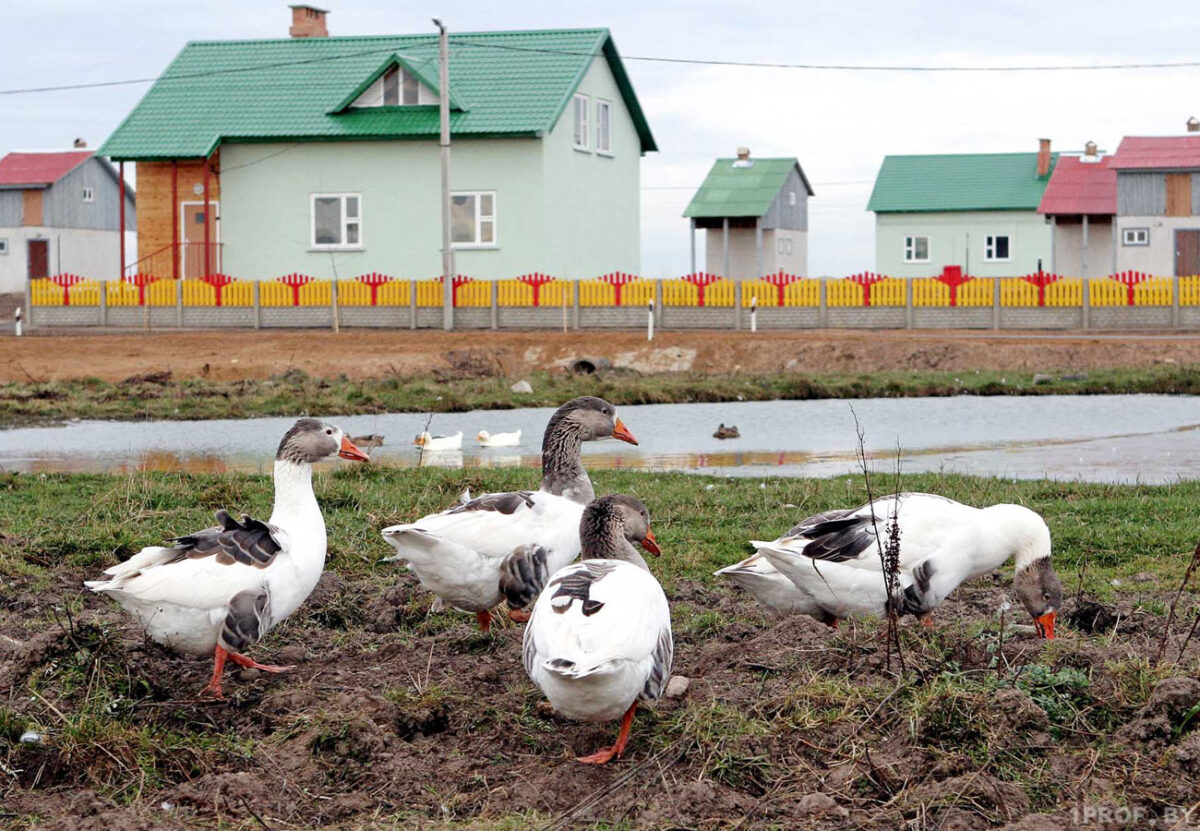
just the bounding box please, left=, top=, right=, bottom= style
left=683, top=149, right=813, bottom=279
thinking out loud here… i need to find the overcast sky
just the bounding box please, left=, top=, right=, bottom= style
left=4, top=0, right=1199, bottom=277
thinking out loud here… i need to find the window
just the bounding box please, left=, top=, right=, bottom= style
left=985, top=234, right=1011, bottom=262
left=1123, top=227, right=1149, bottom=246
left=904, top=235, right=929, bottom=262
left=596, top=99, right=612, bottom=155
left=573, top=94, right=590, bottom=151
left=82, top=187, right=94, bottom=202
left=353, top=65, right=438, bottom=108
left=776, top=237, right=793, bottom=255
left=311, top=194, right=361, bottom=248
left=0, top=239, right=7, bottom=255
left=451, top=191, right=496, bottom=247
left=788, top=191, right=797, bottom=206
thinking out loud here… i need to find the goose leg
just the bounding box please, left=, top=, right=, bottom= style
left=227, top=651, right=296, bottom=673
left=476, top=610, right=492, bottom=633
left=577, top=702, right=637, bottom=765
left=200, top=645, right=231, bottom=698
left=507, top=608, right=531, bottom=623
left=919, top=613, right=935, bottom=629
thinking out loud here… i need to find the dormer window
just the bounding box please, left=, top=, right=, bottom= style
left=351, top=63, right=439, bottom=108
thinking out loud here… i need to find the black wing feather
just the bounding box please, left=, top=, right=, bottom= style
left=446, top=491, right=536, bottom=516
left=172, top=509, right=283, bottom=568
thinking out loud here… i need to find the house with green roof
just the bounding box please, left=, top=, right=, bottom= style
left=683, top=149, right=813, bottom=279
left=867, top=140, right=1057, bottom=278
left=99, top=7, right=656, bottom=282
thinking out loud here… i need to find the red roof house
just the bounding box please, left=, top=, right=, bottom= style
left=1037, top=155, right=1117, bottom=217
left=0, top=151, right=93, bottom=189
left=1110, top=136, right=1200, bottom=170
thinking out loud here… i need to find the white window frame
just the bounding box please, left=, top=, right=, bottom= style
left=596, top=99, right=612, bottom=156
left=0, top=239, right=8, bottom=255
left=310, top=193, right=363, bottom=250
left=573, top=93, right=590, bottom=151
left=450, top=190, right=497, bottom=249
left=903, top=235, right=930, bottom=263
left=1123, top=227, right=1149, bottom=247
left=82, top=187, right=95, bottom=203
left=985, top=234, right=1011, bottom=262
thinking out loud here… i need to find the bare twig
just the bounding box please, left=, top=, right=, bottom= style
left=416, top=411, right=434, bottom=468
left=240, top=795, right=274, bottom=830
left=1177, top=608, right=1200, bottom=664
left=1156, top=540, right=1200, bottom=664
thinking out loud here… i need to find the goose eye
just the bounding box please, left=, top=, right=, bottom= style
left=325, top=428, right=333, bottom=435
left=1042, top=592, right=1051, bottom=600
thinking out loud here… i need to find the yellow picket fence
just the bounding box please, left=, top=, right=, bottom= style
left=335, top=279, right=412, bottom=307
left=911, top=278, right=995, bottom=307
left=827, top=278, right=906, bottom=307
left=1133, top=277, right=1174, bottom=306
left=456, top=280, right=491, bottom=307
left=180, top=279, right=253, bottom=307
left=578, top=279, right=655, bottom=307
left=1181, top=275, right=1200, bottom=306
left=782, top=280, right=820, bottom=307
left=495, top=280, right=573, bottom=307
left=661, top=279, right=734, bottom=307
left=258, top=280, right=332, bottom=307
left=999, top=278, right=1082, bottom=307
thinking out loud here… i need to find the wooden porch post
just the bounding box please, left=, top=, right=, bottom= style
left=118, top=161, right=126, bottom=279
left=689, top=219, right=696, bottom=274
left=755, top=218, right=763, bottom=278
left=722, top=218, right=729, bottom=279
left=171, top=162, right=179, bottom=280
left=202, top=156, right=211, bottom=278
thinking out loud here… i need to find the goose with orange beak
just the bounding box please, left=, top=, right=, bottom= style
left=523, top=495, right=672, bottom=764
left=86, top=419, right=369, bottom=698
left=383, top=397, right=640, bottom=631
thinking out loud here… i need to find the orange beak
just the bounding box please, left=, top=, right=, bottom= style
left=1034, top=611, right=1056, bottom=640
left=339, top=435, right=370, bottom=462
left=640, top=528, right=661, bottom=556
left=611, top=418, right=638, bottom=446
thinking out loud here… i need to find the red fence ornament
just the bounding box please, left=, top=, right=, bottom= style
left=125, top=273, right=160, bottom=306
left=278, top=273, right=314, bottom=306
left=682, top=272, right=723, bottom=307
left=846, top=272, right=888, bottom=307
left=1019, top=270, right=1062, bottom=307
left=48, top=273, right=85, bottom=306
left=436, top=274, right=473, bottom=306
left=201, top=273, right=235, bottom=307
left=598, top=272, right=641, bottom=306
left=517, top=272, right=557, bottom=307
left=1108, top=271, right=1152, bottom=306
left=354, top=273, right=394, bottom=306
left=934, top=265, right=973, bottom=307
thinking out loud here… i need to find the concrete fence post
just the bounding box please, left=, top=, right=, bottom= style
left=905, top=279, right=914, bottom=329
left=1173, top=275, right=1181, bottom=329
left=331, top=279, right=340, bottom=333
left=1082, top=279, right=1090, bottom=330
left=734, top=281, right=742, bottom=330
left=572, top=281, right=580, bottom=330
left=818, top=279, right=828, bottom=328
left=992, top=277, right=1001, bottom=330
left=25, top=279, right=34, bottom=330
left=409, top=281, right=418, bottom=330
left=490, top=281, right=498, bottom=330
left=176, top=279, right=183, bottom=327
left=654, top=280, right=664, bottom=330
left=99, top=280, right=107, bottom=327
left=253, top=281, right=261, bottom=329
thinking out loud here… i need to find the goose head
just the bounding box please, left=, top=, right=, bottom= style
left=476, top=431, right=491, bottom=442
left=580, top=494, right=660, bottom=570
left=987, top=504, right=1062, bottom=638
left=545, top=396, right=638, bottom=446
left=277, top=418, right=369, bottom=464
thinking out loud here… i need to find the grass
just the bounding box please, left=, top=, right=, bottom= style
left=3, top=363, right=1200, bottom=425
left=3, top=467, right=1200, bottom=827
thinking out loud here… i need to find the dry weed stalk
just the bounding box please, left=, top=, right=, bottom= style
left=1156, top=539, right=1200, bottom=665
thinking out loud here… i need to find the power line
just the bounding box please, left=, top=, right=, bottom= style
left=2, top=38, right=1199, bottom=97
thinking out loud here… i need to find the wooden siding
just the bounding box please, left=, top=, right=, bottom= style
left=21, top=190, right=43, bottom=226
left=0, top=191, right=20, bottom=226
left=1166, top=173, right=1192, bottom=217
left=1117, top=172, right=1166, bottom=216
left=43, top=158, right=135, bottom=232
left=135, top=155, right=220, bottom=264
left=762, top=167, right=809, bottom=231
left=1195, top=174, right=1200, bottom=215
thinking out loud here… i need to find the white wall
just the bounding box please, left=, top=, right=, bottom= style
left=1116, top=216, right=1200, bottom=275
left=0, top=227, right=124, bottom=293
left=875, top=210, right=1053, bottom=277
left=1051, top=220, right=1114, bottom=278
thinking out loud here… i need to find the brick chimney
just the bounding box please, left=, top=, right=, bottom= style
left=1188, top=116, right=1200, bottom=133
left=736, top=147, right=750, bottom=161
left=73, top=138, right=87, bottom=148
left=1037, top=138, right=1051, bottom=177
left=289, top=4, right=329, bottom=38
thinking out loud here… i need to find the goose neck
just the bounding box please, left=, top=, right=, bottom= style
left=270, top=459, right=321, bottom=527
left=540, top=423, right=593, bottom=504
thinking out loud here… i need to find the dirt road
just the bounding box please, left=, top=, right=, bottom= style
left=3, top=328, right=1198, bottom=383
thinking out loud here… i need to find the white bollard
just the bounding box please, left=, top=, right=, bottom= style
left=750, top=295, right=757, bottom=333
left=647, top=299, right=655, bottom=341
left=13, top=306, right=21, bottom=337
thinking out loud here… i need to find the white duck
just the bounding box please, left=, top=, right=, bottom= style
left=413, top=431, right=463, bottom=451
left=85, top=419, right=369, bottom=697
left=523, top=494, right=671, bottom=764
left=751, top=493, right=1063, bottom=638
left=382, top=397, right=638, bottom=632
left=476, top=429, right=522, bottom=447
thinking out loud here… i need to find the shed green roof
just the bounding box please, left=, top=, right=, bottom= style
left=683, top=157, right=812, bottom=219
left=867, top=152, right=1057, bottom=213
left=100, top=28, right=655, bottom=160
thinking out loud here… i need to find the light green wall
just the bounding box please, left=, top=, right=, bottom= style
left=875, top=210, right=1052, bottom=277
left=218, top=55, right=641, bottom=281
left=539, top=54, right=641, bottom=278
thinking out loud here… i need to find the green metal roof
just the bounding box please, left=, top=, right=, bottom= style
left=683, top=157, right=812, bottom=219
left=100, top=28, right=656, bottom=160
left=867, top=152, right=1058, bottom=213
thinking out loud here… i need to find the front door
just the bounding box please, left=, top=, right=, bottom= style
left=181, top=201, right=220, bottom=278
left=1177, top=229, right=1200, bottom=277
left=27, top=239, right=49, bottom=282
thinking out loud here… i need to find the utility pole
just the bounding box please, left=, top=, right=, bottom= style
left=435, top=18, right=455, bottom=330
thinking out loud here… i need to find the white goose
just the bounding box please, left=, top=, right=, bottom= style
left=413, top=431, right=463, bottom=451
left=523, top=494, right=672, bottom=765
left=85, top=419, right=369, bottom=697
left=382, top=397, right=638, bottom=632
left=750, top=493, right=1063, bottom=638
left=476, top=429, right=522, bottom=448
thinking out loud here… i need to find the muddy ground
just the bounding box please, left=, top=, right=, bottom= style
left=3, top=568, right=1199, bottom=830
left=4, top=329, right=1200, bottom=384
